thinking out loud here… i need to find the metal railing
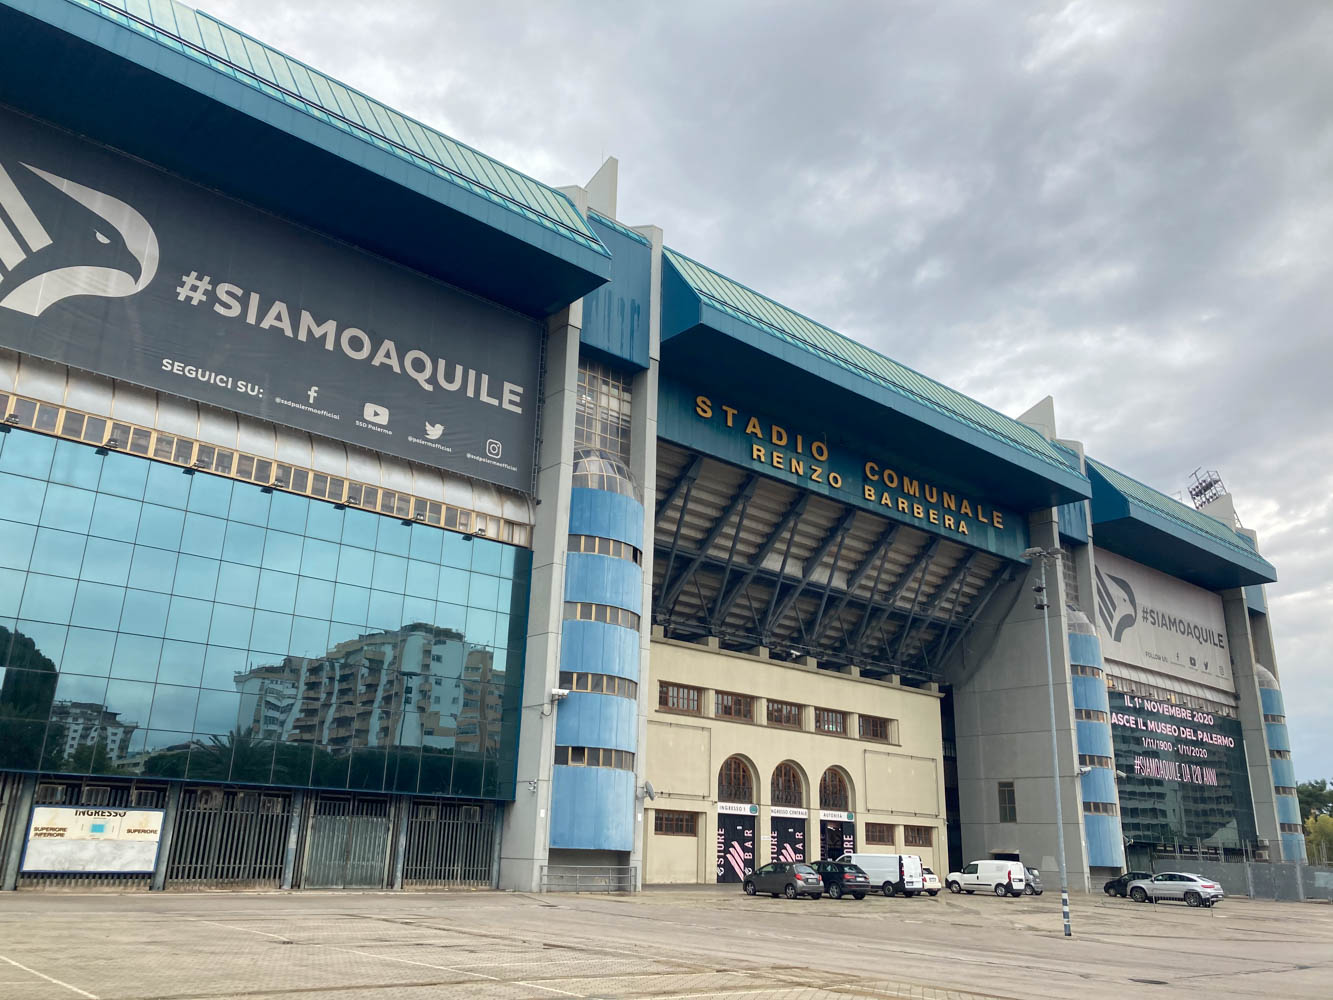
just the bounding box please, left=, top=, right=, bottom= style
left=540, top=864, right=637, bottom=893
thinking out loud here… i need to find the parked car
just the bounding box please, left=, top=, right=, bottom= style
left=1103, top=870, right=1155, bottom=897
left=1023, top=866, right=1043, bottom=895
left=744, top=862, right=824, bottom=899
left=837, top=853, right=924, bottom=897
left=946, top=860, right=1026, bottom=897
left=808, top=860, right=870, bottom=899
left=1126, top=872, right=1224, bottom=907
left=920, top=867, right=942, bottom=896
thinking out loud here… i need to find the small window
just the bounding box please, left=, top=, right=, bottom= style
left=714, top=691, right=753, bottom=721
left=767, top=699, right=802, bottom=729
left=654, top=811, right=697, bottom=836
left=998, top=781, right=1017, bottom=823
left=814, top=708, right=846, bottom=735
left=1279, top=822, right=1303, bottom=834
left=1269, top=749, right=1292, bottom=760
left=903, top=826, right=932, bottom=848
left=1074, top=708, right=1108, bottom=723
left=1083, top=801, right=1119, bottom=816
left=1078, top=754, right=1113, bottom=769
left=866, top=822, right=895, bottom=845
left=1262, top=713, right=1285, bottom=723
left=659, top=682, right=701, bottom=715
left=859, top=714, right=899, bottom=744
left=1071, top=664, right=1104, bottom=678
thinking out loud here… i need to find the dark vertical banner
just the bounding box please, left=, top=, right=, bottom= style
left=0, top=106, right=540, bottom=492
left=716, top=809, right=755, bottom=883
left=770, top=816, right=806, bottom=864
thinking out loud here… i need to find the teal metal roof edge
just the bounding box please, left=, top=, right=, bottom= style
left=661, top=247, right=1090, bottom=497
left=589, top=211, right=651, bottom=247
left=1086, top=458, right=1276, bottom=576
left=45, top=0, right=609, bottom=262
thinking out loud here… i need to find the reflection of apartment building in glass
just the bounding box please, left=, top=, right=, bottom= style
left=48, top=702, right=139, bottom=764
left=233, top=624, right=502, bottom=754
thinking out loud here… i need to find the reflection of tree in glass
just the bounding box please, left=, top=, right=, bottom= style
left=0, top=624, right=66, bottom=770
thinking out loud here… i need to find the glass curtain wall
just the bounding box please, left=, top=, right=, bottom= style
left=0, top=427, right=529, bottom=798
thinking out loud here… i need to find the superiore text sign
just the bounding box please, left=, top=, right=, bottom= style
left=22, top=806, right=164, bottom=874
left=1094, top=549, right=1233, bottom=693
left=0, top=107, right=539, bottom=492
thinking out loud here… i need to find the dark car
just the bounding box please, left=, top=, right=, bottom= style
left=807, top=860, right=870, bottom=899
left=744, top=862, right=824, bottom=899
left=1103, top=870, right=1154, bottom=897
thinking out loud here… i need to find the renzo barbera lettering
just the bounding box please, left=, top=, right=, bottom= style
left=693, top=395, right=1006, bottom=540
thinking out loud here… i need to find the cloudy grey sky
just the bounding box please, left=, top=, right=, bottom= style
left=203, top=0, right=1331, bottom=780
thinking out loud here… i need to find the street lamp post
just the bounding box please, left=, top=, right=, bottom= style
left=1023, top=545, right=1072, bottom=938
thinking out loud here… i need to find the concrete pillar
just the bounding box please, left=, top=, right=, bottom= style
left=498, top=305, right=581, bottom=891
left=150, top=783, right=181, bottom=891
left=1, top=773, right=36, bottom=891
left=1221, top=589, right=1282, bottom=852
left=280, top=789, right=305, bottom=890
left=390, top=794, right=410, bottom=890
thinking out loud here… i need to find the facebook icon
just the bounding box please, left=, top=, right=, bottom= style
left=306, top=386, right=319, bottom=404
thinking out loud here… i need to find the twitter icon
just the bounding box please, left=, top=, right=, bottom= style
left=424, top=422, right=444, bottom=440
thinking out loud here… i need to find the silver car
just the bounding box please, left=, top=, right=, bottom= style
left=743, top=861, right=825, bottom=899
left=1126, top=872, right=1224, bottom=907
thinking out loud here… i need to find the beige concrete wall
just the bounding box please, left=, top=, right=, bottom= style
left=643, top=638, right=946, bottom=884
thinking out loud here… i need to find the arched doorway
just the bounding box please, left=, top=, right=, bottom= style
left=818, top=767, right=856, bottom=860
left=770, top=762, right=808, bottom=863
left=716, top=756, right=756, bottom=883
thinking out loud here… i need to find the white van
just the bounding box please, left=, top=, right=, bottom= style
left=945, top=860, right=1026, bottom=897
left=837, top=853, right=924, bottom=897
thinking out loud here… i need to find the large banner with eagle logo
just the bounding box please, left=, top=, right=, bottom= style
left=1093, top=549, right=1234, bottom=693
left=0, top=106, right=540, bottom=492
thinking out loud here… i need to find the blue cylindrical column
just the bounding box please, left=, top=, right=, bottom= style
left=549, top=484, right=644, bottom=851
left=1068, top=624, right=1126, bottom=870
left=1260, top=686, right=1307, bottom=862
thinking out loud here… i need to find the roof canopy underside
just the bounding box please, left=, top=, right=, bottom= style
left=1087, top=459, right=1276, bottom=590
left=654, top=442, right=1016, bottom=686
left=0, top=0, right=610, bottom=317
left=660, top=249, right=1091, bottom=513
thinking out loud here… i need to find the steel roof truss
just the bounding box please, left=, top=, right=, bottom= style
left=807, top=523, right=901, bottom=646
left=892, top=551, right=977, bottom=665
left=848, top=538, right=941, bottom=656
left=708, top=493, right=811, bottom=629
left=661, top=474, right=758, bottom=615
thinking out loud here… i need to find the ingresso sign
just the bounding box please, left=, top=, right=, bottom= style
left=22, top=806, right=164, bottom=874
left=1094, top=549, right=1233, bottom=693
left=0, top=107, right=540, bottom=492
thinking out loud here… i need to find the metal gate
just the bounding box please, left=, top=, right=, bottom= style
left=166, top=787, right=290, bottom=889
left=402, top=800, right=494, bottom=888
left=302, top=795, right=391, bottom=888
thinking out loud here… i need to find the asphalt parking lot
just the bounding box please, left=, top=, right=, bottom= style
left=0, top=887, right=1329, bottom=1000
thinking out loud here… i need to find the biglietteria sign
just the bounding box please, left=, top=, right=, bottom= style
left=1094, top=549, right=1233, bottom=693
left=0, top=107, right=540, bottom=492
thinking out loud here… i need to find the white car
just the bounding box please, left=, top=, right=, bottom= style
left=1126, top=872, right=1224, bottom=907
left=946, top=860, right=1026, bottom=897
left=920, top=867, right=941, bottom=896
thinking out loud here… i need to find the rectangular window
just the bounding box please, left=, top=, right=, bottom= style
left=767, top=699, right=802, bottom=729
left=659, top=682, right=701, bottom=715
left=1262, top=713, right=1285, bottom=723
left=1071, top=664, right=1103, bottom=678
left=859, top=714, right=899, bottom=744
left=865, top=823, right=895, bottom=845
left=654, top=811, right=698, bottom=836
left=998, top=781, right=1017, bottom=823
left=1074, top=708, right=1108, bottom=722
left=903, top=825, right=932, bottom=848
left=814, top=708, right=846, bottom=735
left=1078, top=754, right=1113, bottom=769
left=714, top=691, right=753, bottom=721
left=1083, top=801, right=1119, bottom=816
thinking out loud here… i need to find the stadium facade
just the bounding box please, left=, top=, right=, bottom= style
left=0, top=0, right=1305, bottom=894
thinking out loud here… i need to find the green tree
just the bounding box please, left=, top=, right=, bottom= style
left=1305, top=814, right=1333, bottom=866
left=1297, top=779, right=1333, bottom=821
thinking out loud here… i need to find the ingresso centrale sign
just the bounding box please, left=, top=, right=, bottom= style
left=0, top=106, right=540, bottom=492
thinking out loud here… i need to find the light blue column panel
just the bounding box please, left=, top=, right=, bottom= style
left=560, top=620, right=640, bottom=681
left=1068, top=632, right=1101, bottom=667
left=1264, top=723, right=1290, bottom=753
left=554, top=691, right=637, bottom=752
left=1075, top=720, right=1114, bottom=758
left=1071, top=675, right=1110, bottom=713
left=1270, top=757, right=1297, bottom=787
left=1084, top=814, right=1126, bottom=869
left=550, top=765, right=636, bottom=851
left=569, top=489, right=644, bottom=549
left=1079, top=767, right=1118, bottom=803
left=1275, top=794, right=1301, bottom=825
left=565, top=552, right=642, bottom=614
left=1259, top=687, right=1285, bottom=717
left=1281, top=832, right=1308, bottom=863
